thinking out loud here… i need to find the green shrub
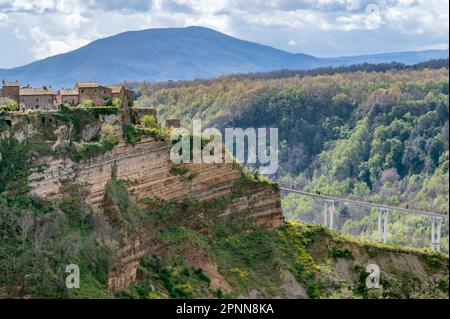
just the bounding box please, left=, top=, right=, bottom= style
left=0, top=137, right=38, bottom=194
left=0, top=117, right=10, bottom=132
left=331, top=247, right=354, bottom=259
left=169, top=166, right=190, bottom=176
left=80, top=99, right=94, bottom=107
left=123, top=124, right=142, bottom=145
left=0, top=98, right=18, bottom=112
left=100, top=124, right=120, bottom=148
left=141, top=115, right=157, bottom=128
left=68, top=128, right=119, bottom=162
left=104, top=177, right=143, bottom=229
left=105, top=97, right=122, bottom=107
left=142, top=127, right=169, bottom=141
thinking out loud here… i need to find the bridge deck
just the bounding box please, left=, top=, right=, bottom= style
left=279, top=187, right=448, bottom=219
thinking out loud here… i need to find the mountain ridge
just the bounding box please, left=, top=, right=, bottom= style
left=0, top=26, right=448, bottom=88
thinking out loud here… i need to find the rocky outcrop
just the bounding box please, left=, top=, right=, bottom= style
left=220, top=183, right=284, bottom=228
left=107, top=235, right=156, bottom=292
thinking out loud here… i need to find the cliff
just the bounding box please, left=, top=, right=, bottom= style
left=0, top=107, right=447, bottom=299
left=1, top=106, right=284, bottom=295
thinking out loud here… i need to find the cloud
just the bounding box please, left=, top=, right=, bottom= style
left=0, top=0, right=448, bottom=68
left=88, top=0, right=153, bottom=14
left=0, top=12, right=7, bottom=23
left=29, top=26, right=91, bottom=59
left=162, top=0, right=196, bottom=14
left=0, top=0, right=57, bottom=13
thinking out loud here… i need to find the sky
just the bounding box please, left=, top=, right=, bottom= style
left=0, top=0, right=448, bottom=68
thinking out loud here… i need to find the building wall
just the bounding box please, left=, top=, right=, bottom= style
left=1, top=86, right=20, bottom=103
left=112, top=89, right=133, bottom=108
left=57, top=94, right=79, bottom=106
left=78, top=86, right=112, bottom=106
left=20, top=94, right=55, bottom=110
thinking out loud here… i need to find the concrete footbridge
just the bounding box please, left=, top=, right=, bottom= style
left=279, top=187, right=448, bottom=252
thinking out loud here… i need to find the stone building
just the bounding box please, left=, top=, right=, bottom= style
left=19, top=85, right=55, bottom=110
left=76, top=82, right=113, bottom=106
left=109, top=86, right=134, bottom=108
left=56, top=88, right=79, bottom=106
left=0, top=80, right=20, bottom=103
left=2, top=80, right=134, bottom=110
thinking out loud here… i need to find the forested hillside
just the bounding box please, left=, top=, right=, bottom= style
left=135, top=61, right=449, bottom=252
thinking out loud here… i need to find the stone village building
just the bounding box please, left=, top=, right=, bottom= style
left=0, top=80, right=20, bottom=103
left=1, top=80, right=134, bottom=110
left=56, top=88, right=79, bottom=106
left=19, top=85, right=55, bottom=110
left=57, top=82, right=134, bottom=108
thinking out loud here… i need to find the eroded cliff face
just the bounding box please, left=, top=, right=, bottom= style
left=106, top=180, right=284, bottom=292
left=27, top=137, right=283, bottom=226
left=6, top=108, right=284, bottom=292
left=0, top=107, right=285, bottom=294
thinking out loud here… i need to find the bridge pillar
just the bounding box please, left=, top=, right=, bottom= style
left=329, top=202, right=335, bottom=230
left=431, top=218, right=435, bottom=251
left=377, top=209, right=382, bottom=242
left=323, top=202, right=329, bottom=227
left=383, top=210, right=389, bottom=244
left=437, top=218, right=442, bottom=252
left=430, top=217, right=442, bottom=252
left=323, top=201, right=335, bottom=230
left=377, top=209, right=389, bottom=243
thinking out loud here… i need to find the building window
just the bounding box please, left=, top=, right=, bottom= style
left=81, top=89, right=84, bottom=93
left=36, top=98, right=39, bottom=103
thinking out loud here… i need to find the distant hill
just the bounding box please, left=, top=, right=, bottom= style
left=0, top=26, right=448, bottom=88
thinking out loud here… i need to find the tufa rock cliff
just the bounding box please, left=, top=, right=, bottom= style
left=1, top=106, right=284, bottom=293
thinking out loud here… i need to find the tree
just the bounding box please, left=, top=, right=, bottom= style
left=0, top=97, right=19, bottom=111
left=105, top=97, right=122, bottom=107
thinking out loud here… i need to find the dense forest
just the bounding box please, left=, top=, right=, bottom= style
left=134, top=60, right=449, bottom=252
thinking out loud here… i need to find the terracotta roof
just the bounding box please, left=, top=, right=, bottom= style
left=76, top=82, right=99, bottom=88
left=20, top=87, right=54, bottom=96
left=2, top=80, right=19, bottom=87
left=58, top=88, right=78, bottom=95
